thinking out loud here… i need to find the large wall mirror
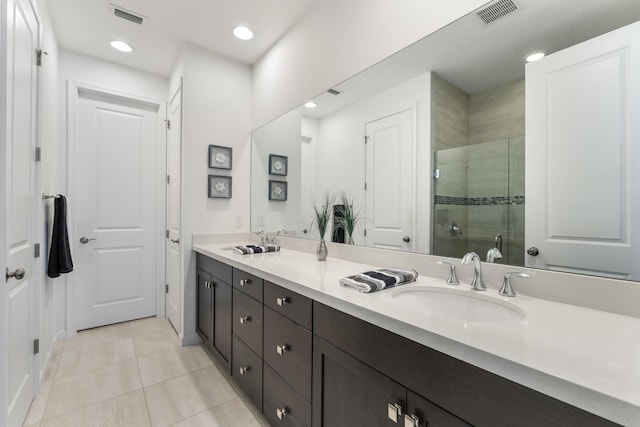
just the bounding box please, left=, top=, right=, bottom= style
left=251, top=0, right=640, bottom=281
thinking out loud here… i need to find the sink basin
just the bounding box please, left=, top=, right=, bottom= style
left=391, top=286, right=525, bottom=323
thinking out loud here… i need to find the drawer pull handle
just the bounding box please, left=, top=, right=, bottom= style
left=239, top=316, right=251, bottom=324
left=404, top=414, right=419, bottom=427
left=205, top=281, right=215, bottom=289
left=276, top=344, right=289, bottom=355
left=239, top=366, right=249, bottom=375
left=387, top=403, right=402, bottom=423
left=239, top=279, right=251, bottom=286
left=276, top=296, right=290, bottom=306
left=276, top=407, right=289, bottom=420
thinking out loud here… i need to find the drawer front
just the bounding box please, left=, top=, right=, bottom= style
left=232, top=335, right=263, bottom=412
left=196, top=253, right=232, bottom=284
left=264, top=307, right=312, bottom=401
left=264, top=364, right=311, bottom=427
left=264, top=281, right=312, bottom=330
left=232, top=288, right=263, bottom=356
left=233, top=268, right=264, bottom=302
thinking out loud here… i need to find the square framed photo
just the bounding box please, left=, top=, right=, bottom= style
left=208, top=175, right=232, bottom=198
left=268, top=180, right=287, bottom=201
left=209, top=145, right=233, bottom=170
left=269, top=154, right=288, bottom=176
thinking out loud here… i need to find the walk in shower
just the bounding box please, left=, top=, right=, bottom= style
left=432, top=136, right=525, bottom=265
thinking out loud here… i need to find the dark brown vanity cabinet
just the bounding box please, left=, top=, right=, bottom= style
left=195, top=254, right=619, bottom=427
left=195, top=254, right=232, bottom=373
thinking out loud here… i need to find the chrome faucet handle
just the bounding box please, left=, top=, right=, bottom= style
left=437, top=261, right=459, bottom=285
left=461, top=252, right=486, bottom=291
left=499, top=272, right=531, bottom=297
left=486, top=247, right=503, bottom=263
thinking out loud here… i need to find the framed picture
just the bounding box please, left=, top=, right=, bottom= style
left=269, top=180, right=287, bottom=201
left=209, top=145, right=232, bottom=170
left=208, top=175, right=232, bottom=198
left=269, top=154, right=288, bottom=176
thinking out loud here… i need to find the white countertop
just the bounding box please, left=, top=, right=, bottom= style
left=193, top=242, right=640, bottom=426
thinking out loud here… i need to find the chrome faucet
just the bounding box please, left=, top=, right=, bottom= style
left=461, top=252, right=486, bottom=291
left=437, top=261, right=459, bottom=285
left=486, top=247, right=502, bottom=263
left=499, top=272, right=530, bottom=297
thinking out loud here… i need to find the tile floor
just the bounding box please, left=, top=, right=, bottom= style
left=23, top=317, right=270, bottom=427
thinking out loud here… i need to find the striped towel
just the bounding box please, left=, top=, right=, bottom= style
left=233, top=244, right=280, bottom=255
left=339, top=268, right=418, bottom=293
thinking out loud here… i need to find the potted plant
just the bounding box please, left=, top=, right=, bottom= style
left=312, top=192, right=336, bottom=261
left=336, top=192, right=361, bottom=245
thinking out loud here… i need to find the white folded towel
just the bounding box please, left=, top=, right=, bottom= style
left=339, top=268, right=418, bottom=293
left=233, top=244, right=280, bottom=255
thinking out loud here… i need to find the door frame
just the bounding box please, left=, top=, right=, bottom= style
left=65, top=80, right=166, bottom=335
left=363, top=104, right=418, bottom=250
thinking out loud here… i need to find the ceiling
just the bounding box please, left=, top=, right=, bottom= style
left=46, top=0, right=317, bottom=76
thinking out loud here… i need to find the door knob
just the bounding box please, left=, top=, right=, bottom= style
left=527, top=247, right=539, bottom=256
left=6, top=267, right=25, bottom=282
left=402, top=236, right=411, bottom=243
left=170, top=238, right=180, bottom=244
left=79, top=237, right=97, bottom=244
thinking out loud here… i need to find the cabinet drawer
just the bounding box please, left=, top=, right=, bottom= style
left=233, top=268, right=264, bottom=302
left=407, top=390, right=471, bottom=427
left=264, top=364, right=311, bottom=427
left=232, top=289, right=263, bottom=356
left=196, top=253, right=232, bottom=283
left=264, top=307, right=312, bottom=401
left=264, top=281, right=312, bottom=330
left=232, top=335, right=263, bottom=412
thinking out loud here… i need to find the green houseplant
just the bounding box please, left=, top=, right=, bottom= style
left=336, top=192, right=361, bottom=245
left=312, top=192, right=336, bottom=261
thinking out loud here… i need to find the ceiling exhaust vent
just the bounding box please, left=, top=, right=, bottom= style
left=476, top=0, right=518, bottom=24
left=326, top=88, right=342, bottom=96
left=110, top=4, right=147, bottom=25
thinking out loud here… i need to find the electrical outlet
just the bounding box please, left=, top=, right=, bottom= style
left=234, top=214, right=243, bottom=228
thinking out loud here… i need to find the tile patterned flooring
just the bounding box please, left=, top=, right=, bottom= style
left=23, top=317, right=270, bottom=427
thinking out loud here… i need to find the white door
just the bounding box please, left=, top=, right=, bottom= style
left=526, top=21, right=640, bottom=279
left=165, top=85, right=182, bottom=331
left=364, top=109, right=415, bottom=251
left=72, top=87, right=159, bottom=330
left=4, top=0, right=39, bottom=425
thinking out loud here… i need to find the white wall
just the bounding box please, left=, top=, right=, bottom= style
left=252, top=0, right=490, bottom=129
left=173, top=44, right=252, bottom=343
left=313, top=73, right=432, bottom=252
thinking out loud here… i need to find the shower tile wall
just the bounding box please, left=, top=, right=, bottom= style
left=432, top=74, right=525, bottom=265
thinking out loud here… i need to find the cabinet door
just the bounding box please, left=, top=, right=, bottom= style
left=313, top=336, right=405, bottom=427
left=405, top=390, right=471, bottom=427
left=196, top=268, right=213, bottom=348
left=212, top=279, right=232, bottom=370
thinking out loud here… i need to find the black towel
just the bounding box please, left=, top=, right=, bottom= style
left=48, top=195, right=73, bottom=278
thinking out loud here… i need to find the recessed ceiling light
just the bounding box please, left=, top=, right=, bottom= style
left=304, top=101, right=317, bottom=109
left=233, top=26, right=254, bottom=41
left=526, top=52, right=545, bottom=62
left=110, top=40, right=133, bottom=53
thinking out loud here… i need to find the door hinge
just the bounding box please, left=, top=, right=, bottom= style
left=364, top=182, right=367, bottom=191
left=165, top=284, right=169, bottom=293
left=34, top=243, right=40, bottom=258
left=364, top=229, right=367, bottom=237
left=364, top=136, right=369, bottom=144
left=166, top=229, right=169, bottom=238
left=166, top=175, right=170, bottom=184
left=35, top=147, right=41, bottom=162
left=33, top=339, right=39, bottom=355
left=36, top=49, right=47, bottom=66
left=433, top=169, right=440, bottom=179
left=166, top=119, right=171, bottom=130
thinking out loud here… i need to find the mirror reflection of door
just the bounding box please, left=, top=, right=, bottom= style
left=364, top=108, right=415, bottom=251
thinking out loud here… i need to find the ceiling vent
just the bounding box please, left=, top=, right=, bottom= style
left=476, top=0, right=518, bottom=24
left=326, top=88, right=342, bottom=96
left=110, top=4, right=147, bottom=25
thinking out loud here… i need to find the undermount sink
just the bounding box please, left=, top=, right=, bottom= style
left=391, top=286, right=526, bottom=323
